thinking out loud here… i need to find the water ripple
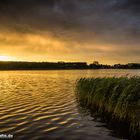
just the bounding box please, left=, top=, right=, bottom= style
left=1, top=70, right=138, bottom=139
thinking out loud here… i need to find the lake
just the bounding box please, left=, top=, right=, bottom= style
left=0, top=70, right=140, bottom=140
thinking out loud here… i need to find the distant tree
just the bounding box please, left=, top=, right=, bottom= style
left=93, top=61, right=99, bottom=65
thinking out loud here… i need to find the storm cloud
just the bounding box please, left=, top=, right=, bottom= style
left=0, top=0, right=140, bottom=64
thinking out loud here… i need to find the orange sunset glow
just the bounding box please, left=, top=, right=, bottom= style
left=0, top=0, right=139, bottom=64
left=0, top=55, right=17, bottom=61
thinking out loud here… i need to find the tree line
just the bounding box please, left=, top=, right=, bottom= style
left=0, top=61, right=139, bottom=70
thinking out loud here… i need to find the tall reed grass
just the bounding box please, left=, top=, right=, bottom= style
left=76, top=77, right=140, bottom=136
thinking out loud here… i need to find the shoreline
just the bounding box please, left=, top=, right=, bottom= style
left=76, top=77, right=140, bottom=139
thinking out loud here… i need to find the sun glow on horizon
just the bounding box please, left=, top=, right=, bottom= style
left=0, top=55, right=17, bottom=61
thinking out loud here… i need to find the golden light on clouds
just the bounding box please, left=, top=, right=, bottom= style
left=0, top=31, right=73, bottom=62
left=0, top=0, right=139, bottom=64
left=0, top=30, right=139, bottom=64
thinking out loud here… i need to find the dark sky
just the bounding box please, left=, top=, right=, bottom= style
left=0, top=0, right=140, bottom=64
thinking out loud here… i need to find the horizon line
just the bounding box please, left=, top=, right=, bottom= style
left=0, top=60, right=139, bottom=65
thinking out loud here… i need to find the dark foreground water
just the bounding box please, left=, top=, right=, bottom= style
left=0, top=70, right=140, bottom=140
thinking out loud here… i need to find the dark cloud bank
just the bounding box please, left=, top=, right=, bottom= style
left=0, top=0, right=140, bottom=42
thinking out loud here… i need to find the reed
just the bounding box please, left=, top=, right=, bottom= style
left=76, top=77, right=140, bottom=136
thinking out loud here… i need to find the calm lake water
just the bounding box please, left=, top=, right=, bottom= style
left=0, top=70, right=140, bottom=140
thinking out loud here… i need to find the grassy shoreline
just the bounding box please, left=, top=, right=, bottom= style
left=76, top=77, right=140, bottom=138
